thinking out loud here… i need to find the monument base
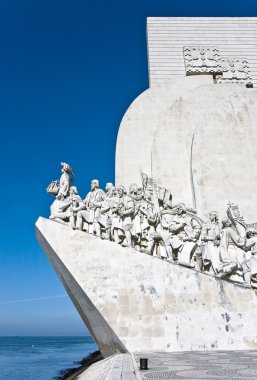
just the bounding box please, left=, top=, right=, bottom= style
left=36, top=217, right=257, bottom=357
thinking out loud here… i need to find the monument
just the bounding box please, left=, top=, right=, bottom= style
left=36, top=17, right=257, bottom=369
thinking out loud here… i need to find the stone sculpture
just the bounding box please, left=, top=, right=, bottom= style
left=50, top=186, right=83, bottom=229
left=76, top=179, right=106, bottom=236
left=201, top=211, right=220, bottom=274
left=166, top=203, right=201, bottom=267
left=112, top=186, right=135, bottom=247
left=46, top=164, right=257, bottom=289
left=46, top=162, right=74, bottom=199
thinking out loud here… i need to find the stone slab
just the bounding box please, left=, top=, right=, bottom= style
left=75, top=354, right=140, bottom=380
left=115, top=75, right=213, bottom=190
left=116, top=76, right=257, bottom=220
left=36, top=217, right=257, bottom=355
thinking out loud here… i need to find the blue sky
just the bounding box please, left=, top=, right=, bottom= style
left=0, top=0, right=256, bottom=336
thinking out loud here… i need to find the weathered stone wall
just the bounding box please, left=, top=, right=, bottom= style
left=116, top=78, right=257, bottom=220
left=36, top=217, right=257, bottom=356
left=115, top=75, right=212, bottom=191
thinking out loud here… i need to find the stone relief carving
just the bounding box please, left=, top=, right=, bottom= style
left=46, top=164, right=257, bottom=290
left=183, top=46, right=253, bottom=87
left=183, top=46, right=221, bottom=75
left=216, top=57, right=253, bottom=87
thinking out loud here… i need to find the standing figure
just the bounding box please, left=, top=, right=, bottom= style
left=111, top=186, right=135, bottom=247
left=47, top=162, right=75, bottom=218
left=148, top=202, right=175, bottom=259
left=165, top=203, right=202, bottom=267
left=129, top=184, right=146, bottom=249
left=140, top=201, right=159, bottom=254
left=133, top=189, right=158, bottom=252
left=217, top=217, right=245, bottom=279
left=76, top=179, right=106, bottom=236
left=244, top=227, right=257, bottom=288
left=98, top=183, right=116, bottom=240
left=217, top=203, right=253, bottom=286
left=201, top=210, right=220, bottom=274
left=58, top=162, right=74, bottom=199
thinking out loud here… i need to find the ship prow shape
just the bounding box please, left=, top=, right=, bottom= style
left=36, top=217, right=257, bottom=357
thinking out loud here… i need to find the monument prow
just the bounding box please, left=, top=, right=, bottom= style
left=36, top=18, right=257, bottom=367
left=36, top=217, right=257, bottom=357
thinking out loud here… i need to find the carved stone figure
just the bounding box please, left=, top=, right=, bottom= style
left=46, top=162, right=75, bottom=218
left=165, top=203, right=201, bottom=267
left=217, top=217, right=244, bottom=279
left=46, top=165, right=257, bottom=290
left=50, top=186, right=82, bottom=229
left=245, top=227, right=257, bottom=288
left=130, top=184, right=146, bottom=249
left=201, top=210, right=220, bottom=274
left=131, top=188, right=158, bottom=252
left=98, top=183, right=116, bottom=240
left=216, top=204, right=247, bottom=283
left=76, top=179, right=106, bottom=236
left=57, top=162, right=74, bottom=199
left=111, top=186, right=134, bottom=247
left=146, top=202, right=175, bottom=260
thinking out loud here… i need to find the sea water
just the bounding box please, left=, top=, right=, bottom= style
left=0, top=336, right=97, bottom=380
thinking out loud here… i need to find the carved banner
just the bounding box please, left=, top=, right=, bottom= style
left=183, top=46, right=221, bottom=75
left=216, top=57, right=253, bottom=87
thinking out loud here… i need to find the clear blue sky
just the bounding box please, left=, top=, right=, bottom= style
left=0, top=0, right=256, bottom=336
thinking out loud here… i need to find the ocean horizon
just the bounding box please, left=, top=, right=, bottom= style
left=0, top=336, right=97, bottom=380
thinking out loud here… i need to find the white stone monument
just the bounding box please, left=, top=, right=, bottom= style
left=37, top=17, right=257, bottom=358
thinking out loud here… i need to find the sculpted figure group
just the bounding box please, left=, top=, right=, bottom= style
left=47, top=163, right=257, bottom=290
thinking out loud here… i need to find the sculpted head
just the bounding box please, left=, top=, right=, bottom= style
left=70, top=186, right=78, bottom=195
left=175, top=203, right=187, bottom=215
left=147, top=202, right=154, bottom=212
left=91, top=179, right=99, bottom=191
left=129, top=183, right=138, bottom=194
left=117, top=186, right=126, bottom=198
left=61, top=162, right=72, bottom=174
left=221, top=217, right=232, bottom=228
left=105, top=182, right=114, bottom=192
left=209, top=210, right=219, bottom=223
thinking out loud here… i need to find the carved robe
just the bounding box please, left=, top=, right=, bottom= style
left=201, top=221, right=220, bottom=273
left=111, top=195, right=135, bottom=236
left=58, top=171, right=71, bottom=198
left=83, top=188, right=106, bottom=224
left=168, top=214, right=201, bottom=267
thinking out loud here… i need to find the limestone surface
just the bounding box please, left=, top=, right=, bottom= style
left=116, top=78, right=257, bottom=221
left=36, top=217, right=257, bottom=356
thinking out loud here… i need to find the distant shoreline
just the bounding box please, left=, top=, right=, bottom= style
left=56, top=350, right=102, bottom=380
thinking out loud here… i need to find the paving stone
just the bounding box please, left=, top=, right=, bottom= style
left=134, top=351, right=257, bottom=379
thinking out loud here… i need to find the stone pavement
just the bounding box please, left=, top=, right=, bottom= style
left=76, top=353, right=140, bottom=380
left=134, top=351, right=257, bottom=379
left=76, top=351, right=257, bottom=379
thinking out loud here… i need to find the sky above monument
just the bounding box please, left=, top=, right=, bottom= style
left=0, top=0, right=256, bottom=336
